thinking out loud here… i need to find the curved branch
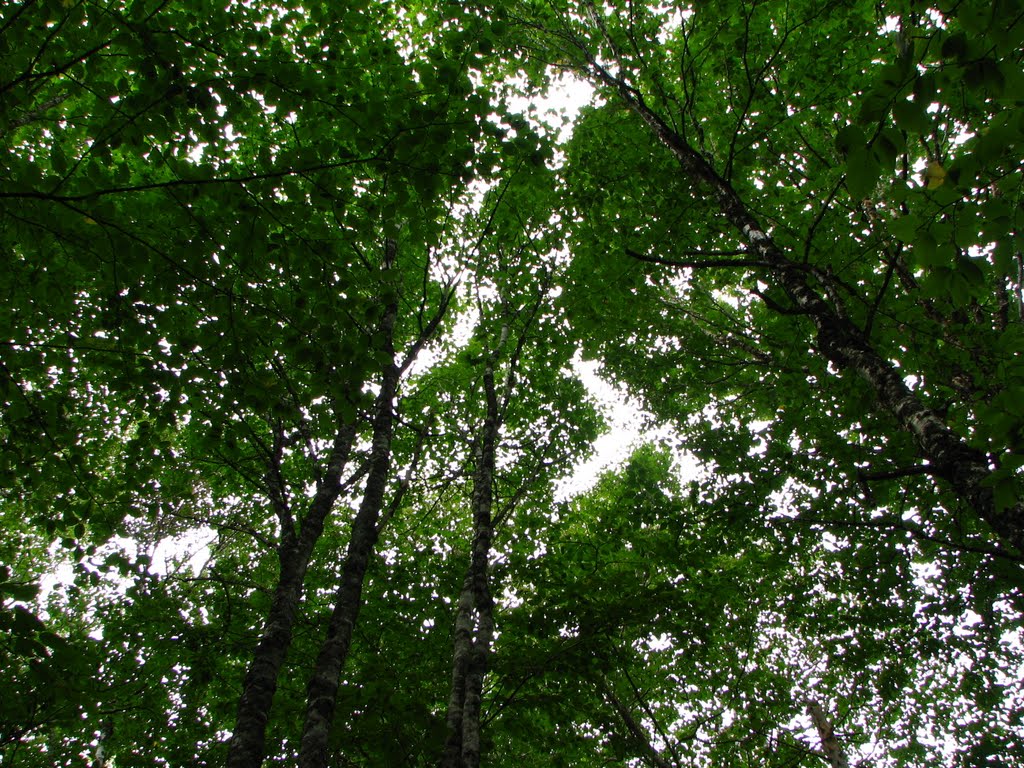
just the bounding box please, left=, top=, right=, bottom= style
left=625, top=246, right=771, bottom=270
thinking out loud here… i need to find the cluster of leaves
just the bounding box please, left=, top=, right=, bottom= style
left=2, top=0, right=1023, bottom=767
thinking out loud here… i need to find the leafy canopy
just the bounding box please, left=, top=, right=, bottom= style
left=2, top=0, right=1023, bottom=766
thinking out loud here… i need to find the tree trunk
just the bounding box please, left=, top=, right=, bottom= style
left=91, top=719, right=113, bottom=768
left=298, top=253, right=401, bottom=768
left=226, top=421, right=357, bottom=768
left=807, top=700, right=850, bottom=768
left=442, top=572, right=476, bottom=768
left=441, top=338, right=501, bottom=768
left=585, top=60, right=1024, bottom=553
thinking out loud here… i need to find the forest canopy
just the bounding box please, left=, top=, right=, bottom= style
left=1, top=0, right=1023, bottom=766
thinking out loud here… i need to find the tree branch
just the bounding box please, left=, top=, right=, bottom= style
left=625, top=246, right=769, bottom=270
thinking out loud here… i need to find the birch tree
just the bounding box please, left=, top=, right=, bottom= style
left=510, top=0, right=1024, bottom=550
left=2, top=1, right=1023, bottom=766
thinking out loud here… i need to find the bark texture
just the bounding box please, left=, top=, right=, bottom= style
left=441, top=572, right=477, bottom=767
left=226, top=422, right=357, bottom=768
left=585, top=58, right=1024, bottom=553
left=441, top=337, right=501, bottom=768
left=91, top=719, right=113, bottom=768
left=298, top=249, right=401, bottom=768
left=808, top=700, right=850, bottom=768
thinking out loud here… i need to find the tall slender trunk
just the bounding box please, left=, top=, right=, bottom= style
left=91, top=719, right=113, bottom=768
left=297, top=363, right=398, bottom=768
left=298, top=255, right=401, bottom=768
left=585, top=60, right=1024, bottom=552
left=226, top=421, right=357, bottom=768
left=807, top=700, right=850, bottom=768
left=442, top=343, right=501, bottom=768
left=442, top=571, right=476, bottom=767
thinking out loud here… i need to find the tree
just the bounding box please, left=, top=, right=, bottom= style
left=513, top=0, right=1024, bottom=546
left=2, top=0, right=1023, bottom=766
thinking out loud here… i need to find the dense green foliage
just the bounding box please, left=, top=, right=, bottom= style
left=2, top=0, right=1023, bottom=766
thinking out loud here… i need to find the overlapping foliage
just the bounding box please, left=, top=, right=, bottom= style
left=2, top=0, right=1023, bottom=766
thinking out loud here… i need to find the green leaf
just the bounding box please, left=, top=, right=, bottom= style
left=872, top=126, right=906, bottom=168
left=844, top=146, right=879, bottom=199
left=911, top=230, right=939, bottom=265
left=941, top=31, right=968, bottom=60
left=993, top=475, right=1020, bottom=513
left=892, top=99, right=931, bottom=134
left=835, top=124, right=865, bottom=156
left=0, top=582, right=41, bottom=602
left=913, top=71, right=937, bottom=104
left=887, top=215, right=919, bottom=243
